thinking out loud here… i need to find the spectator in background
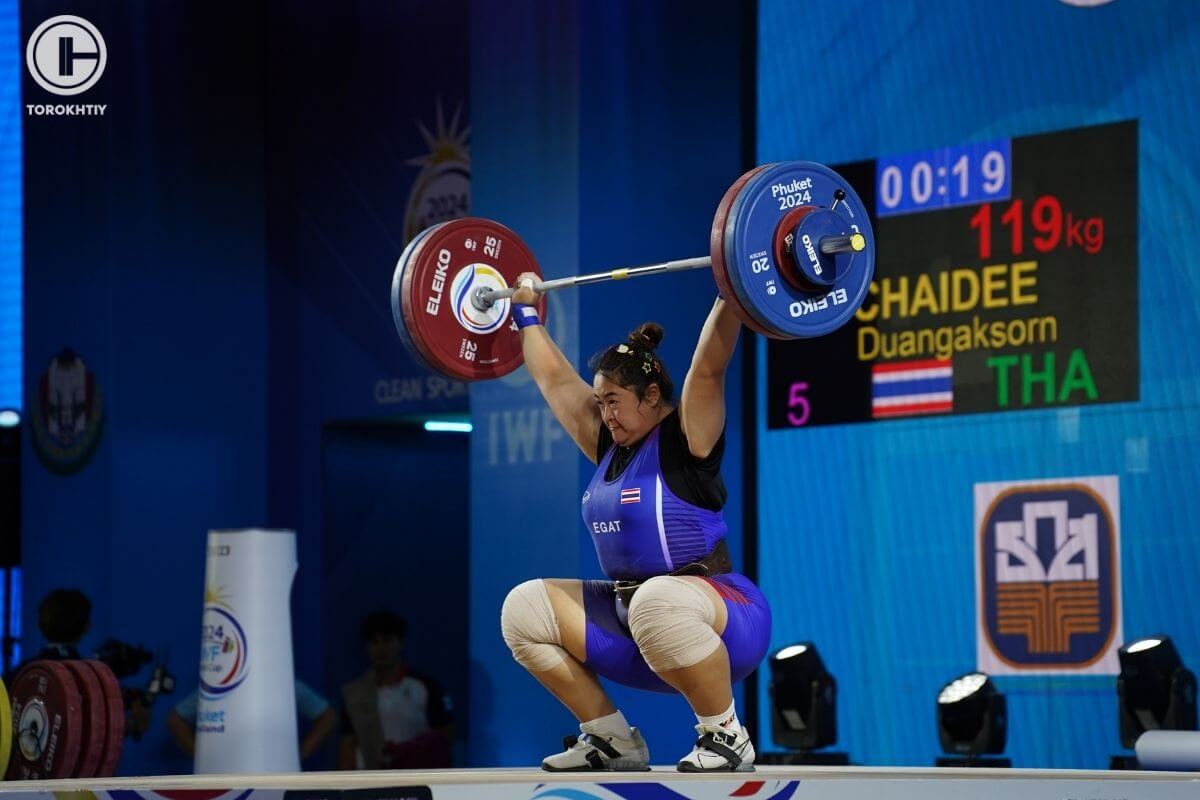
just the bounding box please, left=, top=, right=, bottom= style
left=339, top=611, right=453, bottom=769
left=34, top=588, right=91, bottom=660
left=5, top=588, right=91, bottom=680
left=166, top=679, right=337, bottom=765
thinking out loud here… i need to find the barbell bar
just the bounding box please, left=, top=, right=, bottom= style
left=389, top=160, right=876, bottom=382
left=470, top=233, right=865, bottom=311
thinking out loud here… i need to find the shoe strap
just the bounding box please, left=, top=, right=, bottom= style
left=696, top=730, right=743, bottom=769
left=581, top=732, right=622, bottom=758
left=561, top=732, right=622, bottom=760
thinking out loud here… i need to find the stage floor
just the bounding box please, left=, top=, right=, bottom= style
left=0, top=766, right=1195, bottom=800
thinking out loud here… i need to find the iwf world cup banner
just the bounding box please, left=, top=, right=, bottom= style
left=974, top=476, right=1122, bottom=675
left=194, top=529, right=300, bottom=773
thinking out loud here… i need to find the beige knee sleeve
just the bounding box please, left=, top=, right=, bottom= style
left=501, top=579, right=567, bottom=672
left=627, top=575, right=720, bottom=672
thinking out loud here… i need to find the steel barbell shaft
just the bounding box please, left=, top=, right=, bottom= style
left=474, top=232, right=864, bottom=310
left=474, top=256, right=712, bottom=309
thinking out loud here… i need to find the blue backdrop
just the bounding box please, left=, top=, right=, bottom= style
left=755, top=0, right=1200, bottom=769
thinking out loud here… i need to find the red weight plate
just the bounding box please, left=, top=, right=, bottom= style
left=6, top=661, right=84, bottom=780
left=400, top=218, right=546, bottom=381
left=710, top=165, right=779, bottom=338
left=392, top=222, right=450, bottom=375
left=83, top=660, right=124, bottom=777
left=399, top=225, right=449, bottom=374
left=63, top=661, right=105, bottom=778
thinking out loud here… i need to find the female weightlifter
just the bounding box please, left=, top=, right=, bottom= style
left=499, top=279, right=771, bottom=773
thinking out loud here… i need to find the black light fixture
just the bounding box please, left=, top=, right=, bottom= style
left=765, top=642, right=848, bottom=764
left=935, top=672, right=1009, bottom=767
left=1116, top=635, right=1197, bottom=752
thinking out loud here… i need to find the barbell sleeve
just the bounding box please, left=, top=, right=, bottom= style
left=819, top=232, right=866, bottom=255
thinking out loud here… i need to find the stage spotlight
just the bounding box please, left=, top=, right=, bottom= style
left=0, top=409, right=18, bottom=428
left=935, top=672, right=1009, bottom=767
left=1117, top=635, right=1197, bottom=749
left=766, top=642, right=847, bottom=763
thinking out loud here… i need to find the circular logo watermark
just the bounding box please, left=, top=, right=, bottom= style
left=26, top=15, right=107, bottom=96
left=199, top=605, right=250, bottom=696
left=450, top=263, right=510, bottom=334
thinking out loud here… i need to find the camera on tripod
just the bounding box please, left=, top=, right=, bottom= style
left=94, top=638, right=177, bottom=739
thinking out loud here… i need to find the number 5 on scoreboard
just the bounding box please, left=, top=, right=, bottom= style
left=788, top=381, right=811, bottom=427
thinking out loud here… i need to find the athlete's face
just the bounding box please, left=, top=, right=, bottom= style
left=593, top=373, right=661, bottom=447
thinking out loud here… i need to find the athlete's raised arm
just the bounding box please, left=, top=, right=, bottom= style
left=512, top=272, right=602, bottom=462
left=679, top=298, right=741, bottom=459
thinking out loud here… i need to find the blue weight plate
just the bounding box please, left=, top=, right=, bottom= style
left=724, top=161, right=874, bottom=338
left=391, top=223, right=445, bottom=373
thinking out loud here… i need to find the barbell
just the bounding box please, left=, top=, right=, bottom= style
left=390, top=161, right=875, bottom=381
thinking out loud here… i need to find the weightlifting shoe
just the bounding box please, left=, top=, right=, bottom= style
left=541, top=726, right=650, bottom=771
left=676, top=723, right=756, bottom=772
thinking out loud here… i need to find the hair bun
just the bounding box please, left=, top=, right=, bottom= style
left=628, top=322, right=665, bottom=352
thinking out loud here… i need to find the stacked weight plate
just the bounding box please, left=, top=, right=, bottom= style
left=391, top=218, right=547, bottom=381
left=4, top=660, right=125, bottom=780
left=711, top=161, right=875, bottom=339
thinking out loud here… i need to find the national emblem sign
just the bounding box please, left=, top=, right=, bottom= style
left=30, top=348, right=104, bottom=474
left=975, top=475, right=1122, bottom=674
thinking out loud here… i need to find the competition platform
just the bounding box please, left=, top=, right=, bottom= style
left=0, top=766, right=1195, bottom=800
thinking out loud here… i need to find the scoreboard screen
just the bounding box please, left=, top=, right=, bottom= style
left=766, top=121, right=1137, bottom=429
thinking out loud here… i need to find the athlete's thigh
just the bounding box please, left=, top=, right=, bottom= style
left=705, top=573, right=773, bottom=683
left=543, top=578, right=588, bottom=662
left=676, top=576, right=729, bottom=635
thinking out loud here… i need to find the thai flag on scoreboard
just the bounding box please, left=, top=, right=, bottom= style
left=871, top=358, right=954, bottom=419
left=620, top=488, right=641, bottom=504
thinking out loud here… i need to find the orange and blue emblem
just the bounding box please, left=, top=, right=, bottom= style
left=980, top=483, right=1118, bottom=669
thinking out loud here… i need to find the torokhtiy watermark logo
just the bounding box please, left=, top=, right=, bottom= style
left=26, top=15, right=107, bottom=116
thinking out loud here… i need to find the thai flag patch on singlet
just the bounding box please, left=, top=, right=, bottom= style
left=620, top=487, right=641, bottom=504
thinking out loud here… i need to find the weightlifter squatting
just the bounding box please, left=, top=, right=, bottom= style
left=499, top=280, right=772, bottom=773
